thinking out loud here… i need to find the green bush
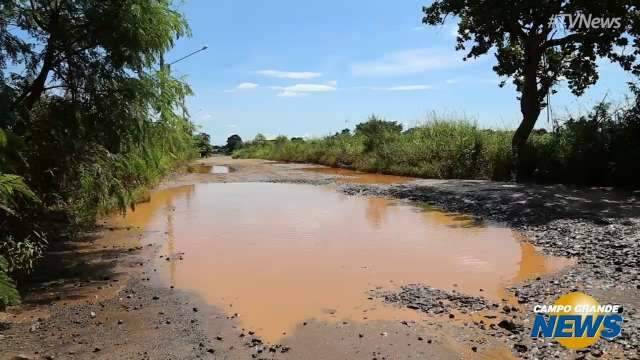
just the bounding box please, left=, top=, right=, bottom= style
left=517, top=101, right=640, bottom=186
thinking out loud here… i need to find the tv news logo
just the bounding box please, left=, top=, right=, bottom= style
left=549, top=13, right=622, bottom=30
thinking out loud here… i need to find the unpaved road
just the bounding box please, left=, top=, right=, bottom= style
left=1, top=156, right=639, bottom=360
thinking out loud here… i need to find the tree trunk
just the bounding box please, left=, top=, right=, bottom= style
left=15, top=40, right=56, bottom=112
left=512, top=45, right=542, bottom=180
left=22, top=46, right=55, bottom=111
left=513, top=94, right=541, bottom=157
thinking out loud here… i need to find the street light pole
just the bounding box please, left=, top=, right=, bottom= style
left=160, top=45, right=208, bottom=73
left=168, top=45, right=208, bottom=68
left=158, top=46, right=208, bottom=132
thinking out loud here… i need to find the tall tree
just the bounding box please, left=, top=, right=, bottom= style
left=0, top=1, right=194, bottom=287
left=1, top=0, right=189, bottom=125
left=226, top=134, right=243, bottom=152
left=422, top=1, right=640, bottom=168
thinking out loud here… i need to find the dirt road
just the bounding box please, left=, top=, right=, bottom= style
left=1, top=156, right=638, bottom=359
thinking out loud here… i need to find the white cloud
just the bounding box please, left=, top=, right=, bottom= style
left=236, top=82, right=259, bottom=90
left=225, top=82, right=259, bottom=93
left=373, top=85, right=432, bottom=91
left=278, top=91, right=305, bottom=97
left=275, top=83, right=336, bottom=97
left=352, top=48, right=466, bottom=77
left=257, top=69, right=322, bottom=80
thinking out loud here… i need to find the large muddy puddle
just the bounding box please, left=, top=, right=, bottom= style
left=113, top=182, right=572, bottom=342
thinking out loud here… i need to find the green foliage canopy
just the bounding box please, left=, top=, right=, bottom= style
left=354, top=115, right=403, bottom=153
left=0, top=0, right=196, bottom=300
left=226, top=134, right=243, bottom=152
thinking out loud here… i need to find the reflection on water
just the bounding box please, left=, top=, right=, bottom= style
left=187, top=164, right=231, bottom=174
left=301, top=167, right=413, bottom=184
left=187, top=164, right=212, bottom=173
left=113, top=183, right=572, bottom=342
left=212, top=165, right=230, bottom=174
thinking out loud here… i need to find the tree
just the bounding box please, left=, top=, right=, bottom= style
left=1, top=0, right=188, bottom=122
left=355, top=115, right=403, bottom=152
left=1, top=0, right=191, bottom=182
left=226, top=134, right=243, bottom=152
left=0, top=0, right=193, bottom=289
left=194, top=132, right=213, bottom=157
left=422, top=1, right=640, bottom=168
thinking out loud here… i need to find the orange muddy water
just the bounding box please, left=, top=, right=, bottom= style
left=112, top=181, right=572, bottom=342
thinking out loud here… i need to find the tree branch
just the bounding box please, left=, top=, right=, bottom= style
left=544, top=33, right=586, bottom=48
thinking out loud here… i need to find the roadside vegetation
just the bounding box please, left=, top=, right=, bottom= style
left=422, top=1, right=640, bottom=171
left=0, top=1, right=199, bottom=307
left=234, top=93, right=640, bottom=187
left=237, top=1, right=640, bottom=188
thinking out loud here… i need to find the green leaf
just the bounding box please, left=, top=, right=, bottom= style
left=0, top=255, right=20, bottom=310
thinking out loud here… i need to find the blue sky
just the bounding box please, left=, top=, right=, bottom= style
left=166, top=0, right=635, bottom=145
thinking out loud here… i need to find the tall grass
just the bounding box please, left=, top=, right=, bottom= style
left=235, top=106, right=640, bottom=187
left=235, top=117, right=515, bottom=180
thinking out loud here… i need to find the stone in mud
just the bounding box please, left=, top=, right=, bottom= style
left=513, top=343, right=528, bottom=353
left=497, top=319, right=518, bottom=333
left=591, top=349, right=603, bottom=358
